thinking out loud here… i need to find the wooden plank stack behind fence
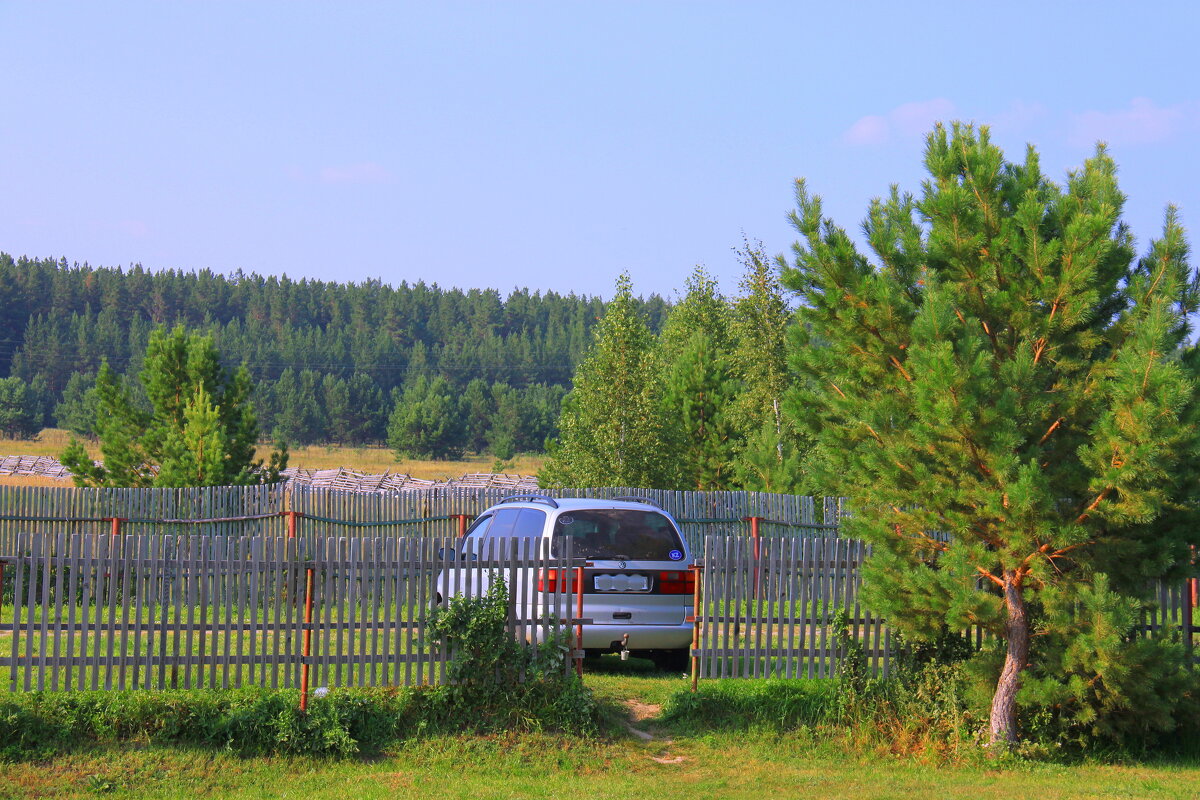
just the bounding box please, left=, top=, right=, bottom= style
left=1, top=532, right=578, bottom=693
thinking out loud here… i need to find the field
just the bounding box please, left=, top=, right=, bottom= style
left=0, top=430, right=545, bottom=483
left=2, top=661, right=1199, bottom=799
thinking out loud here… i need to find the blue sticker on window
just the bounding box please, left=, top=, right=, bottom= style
left=668, top=549, right=684, bottom=561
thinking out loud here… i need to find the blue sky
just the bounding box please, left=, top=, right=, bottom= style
left=1, top=1, right=1197, bottom=301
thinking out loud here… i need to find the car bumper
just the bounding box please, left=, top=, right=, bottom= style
left=531, top=622, right=693, bottom=651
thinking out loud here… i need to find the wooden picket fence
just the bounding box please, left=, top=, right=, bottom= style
left=692, top=535, right=1199, bottom=680
left=2, top=483, right=1192, bottom=693
left=693, top=536, right=889, bottom=679
left=0, top=484, right=845, bottom=558
left=0, top=532, right=582, bottom=693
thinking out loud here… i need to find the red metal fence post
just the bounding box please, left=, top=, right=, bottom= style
left=742, top=516, right=762, bottom=597
left=575, top=565, right=585, bottom=678
left=286, top=510, right=299, bottom=539
left=299, top=567, right=315, bottom=711
left=110, top=517, right=122, bottom=538
left=454, top=514, right=471, bottom=538
left=1187, top=545, right=1197, bottom=669
left=690, top=563, right=702, bottom=692
left=1184, top=576, right=1194, bottom=669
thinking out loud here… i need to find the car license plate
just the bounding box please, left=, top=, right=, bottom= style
left=594, top=573, right=650, bottom=592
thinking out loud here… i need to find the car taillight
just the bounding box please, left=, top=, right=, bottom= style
left=537, top=568, right=577, bottom=593
left=657, top=570, right=695, bottom=595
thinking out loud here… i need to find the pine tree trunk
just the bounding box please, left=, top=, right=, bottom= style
left=989, top=572, right=1029, bottom=747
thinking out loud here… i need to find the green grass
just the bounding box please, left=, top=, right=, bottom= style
left=8, top=620, right=1197, bottom=798
left=3, top=725, right=1200, bottom=799
left=3, top=653, right=1200, bottom=798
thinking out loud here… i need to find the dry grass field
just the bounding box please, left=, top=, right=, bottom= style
left=0, top=429, right=544, bottom=484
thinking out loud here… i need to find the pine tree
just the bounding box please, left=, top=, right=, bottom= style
left=155, top=386, right=229, bottom=487
left=541, top=273, right=675, bottom=488
left=783, top=123, right=1199, bottom=746
left=461, top=378, right=493, bottom=454
left=387, top=375, right=465, bottom=460
left=61, top=326, right=285, bottom=487
left=729, top=241, right=801, bottom=490
left=61, top=361, right=153, bottom=487
left=55, top=371, right=99, bottom=436
left=0, top=376, right=46, bottom=438
left=662, top=330, right=740, bottom=489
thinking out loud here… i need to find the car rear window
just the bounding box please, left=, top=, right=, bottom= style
left=482, top=508, right=546, bottom=542
left=552, top=509, right=685, bottom=561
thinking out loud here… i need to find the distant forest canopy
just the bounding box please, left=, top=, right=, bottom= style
left=0, top=253, right=670, bottom=449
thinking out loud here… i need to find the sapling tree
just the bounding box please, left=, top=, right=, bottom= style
left=541, top=273, right=676, bottom=488
left=61, top=326, right=286, bottom=487
left=659, top=266, right=740, bottom=489
left=782, top=123, right=1198, bottom=746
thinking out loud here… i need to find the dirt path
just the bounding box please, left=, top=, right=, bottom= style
left=621, top=700, right=690, bottom=764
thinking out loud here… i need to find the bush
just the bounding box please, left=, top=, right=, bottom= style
left=425, top=577, right=597, bottom=735
left=1005, top=577, right=1200, bottom=755
left=660, top=622, right=983, bottom=759
left=0, top=687, right=413, bottom=760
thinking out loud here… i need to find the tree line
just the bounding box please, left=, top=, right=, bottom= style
left=0, top=259, right=667, bottom=450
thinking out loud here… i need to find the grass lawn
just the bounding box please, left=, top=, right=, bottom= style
left=3, top=657, right=1199, bottom=799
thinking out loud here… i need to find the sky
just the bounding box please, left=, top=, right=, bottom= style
left=1, top=1, right=1198, bottom=302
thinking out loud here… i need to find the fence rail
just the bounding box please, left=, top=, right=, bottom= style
left=1, top=532, right=581, bottom=693
left=0, top=484, right=847, bottom=557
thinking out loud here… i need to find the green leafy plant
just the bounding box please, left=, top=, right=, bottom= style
left=425, top=577, right=597, bottom=734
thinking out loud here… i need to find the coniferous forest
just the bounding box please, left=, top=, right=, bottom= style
left=0, top=253, right=668, bottom=452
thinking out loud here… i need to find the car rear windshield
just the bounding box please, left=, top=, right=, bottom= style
left=464, top=508, right=547, bottom=555
left=552, top=509, right=685, bottom=561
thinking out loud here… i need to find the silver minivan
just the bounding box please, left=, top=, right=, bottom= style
left=439, top=495, right=694, bottom=672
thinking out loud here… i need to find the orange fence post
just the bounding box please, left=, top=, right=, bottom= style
left=1185, top=575, right=1194, bottom=669
left=286, top=511, right=299, bottom=539
left=1187, top=545, right=1197, bottom=669
left=742, top=516, right=762, bottom=597
left=299, top=567, right=315, bottom=711
left=454, top=514, right=471, bottom=538
left=690, top=563, right=702, bottom=692
left=575, top=565, right=585, bottom=678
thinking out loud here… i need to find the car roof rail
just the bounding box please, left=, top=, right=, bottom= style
left=612, top=495, right=659, bottom=508
left=499, top=494, right=560, bottom=509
